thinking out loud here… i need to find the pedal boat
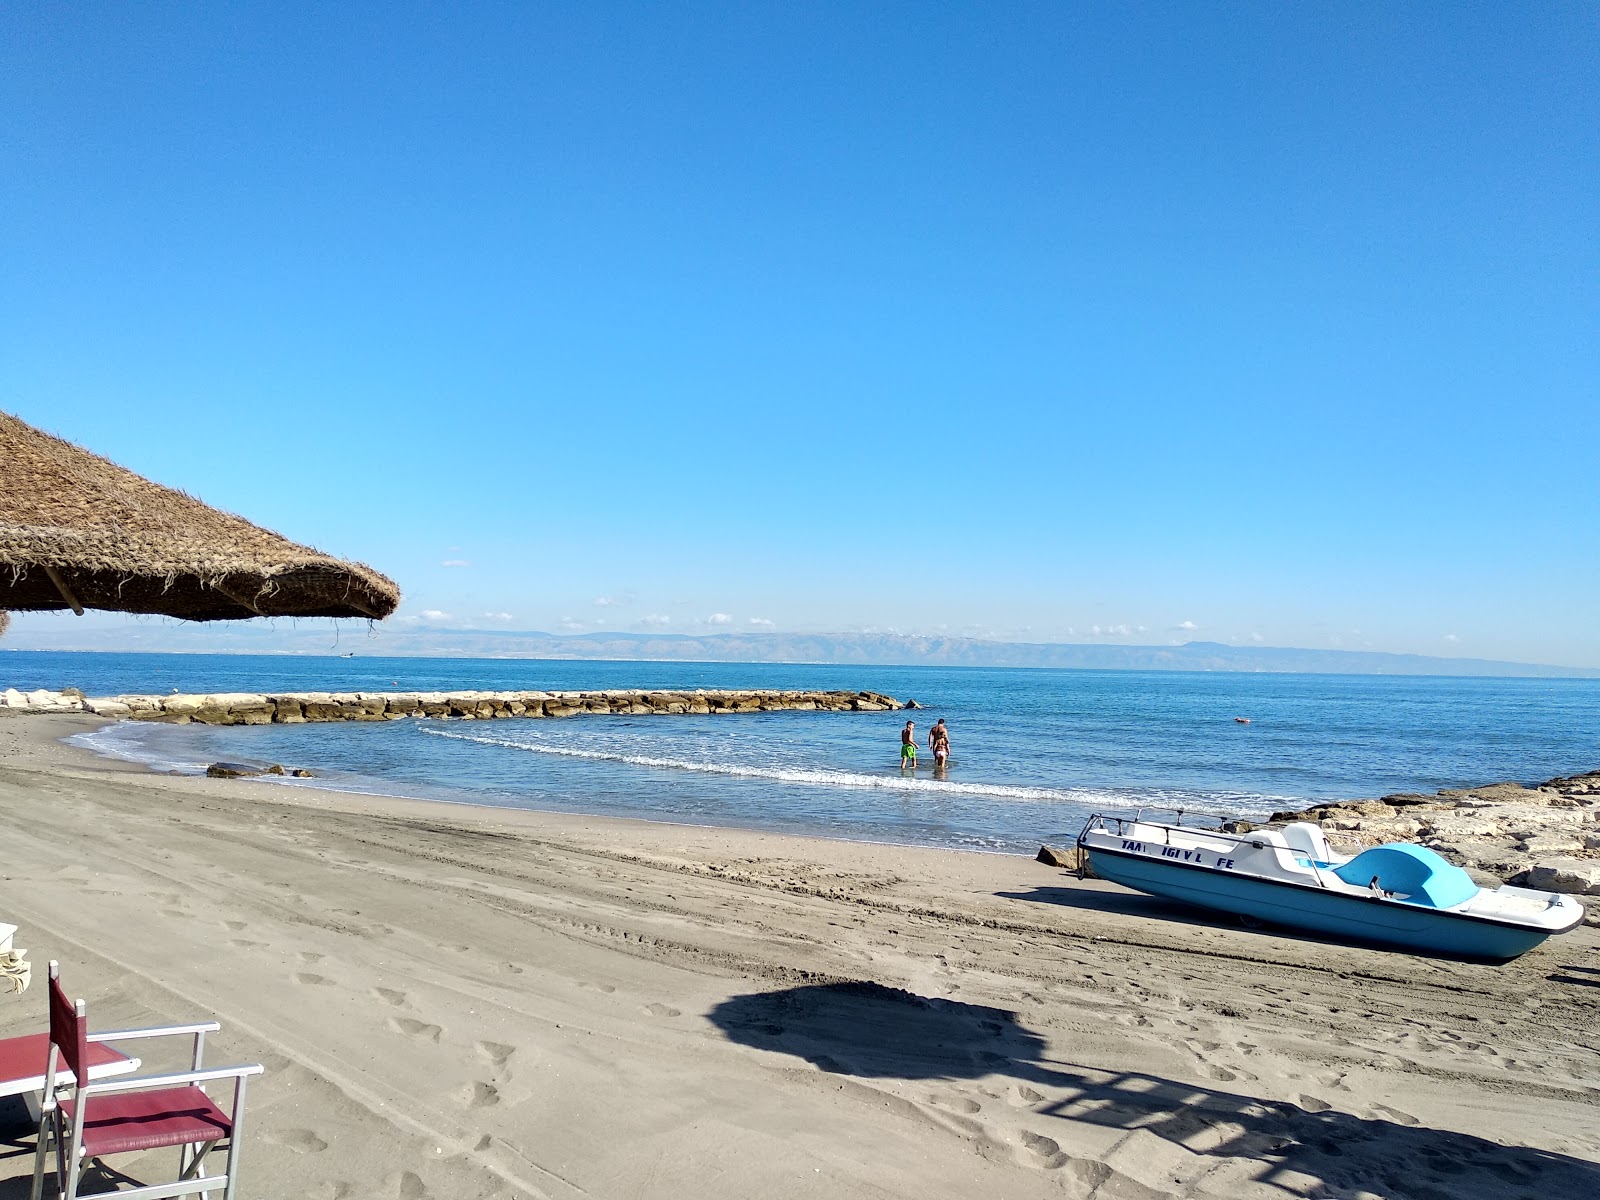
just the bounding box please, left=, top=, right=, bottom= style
left=1075, top=812, right=1585, bottom=961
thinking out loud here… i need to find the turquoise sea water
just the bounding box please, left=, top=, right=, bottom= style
left=8, top=651, right=1599, bottom=855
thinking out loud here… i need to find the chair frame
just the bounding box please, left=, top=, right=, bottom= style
left=30, top=964, right=263, bottom=1200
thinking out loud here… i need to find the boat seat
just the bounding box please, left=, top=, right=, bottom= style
left=1239, top=829, right=1313, bottom=875
left=1280, top=821, right=1334, bottom=865
left=1331, top=844, right=1478, bottom=908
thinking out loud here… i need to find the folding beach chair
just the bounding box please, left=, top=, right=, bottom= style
left=0, top=965, right=142, bottom=1117
left=31, top=962, right=262, bottom=1200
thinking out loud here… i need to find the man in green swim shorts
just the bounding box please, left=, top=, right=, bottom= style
left=900, top=720, right=917, bottom=768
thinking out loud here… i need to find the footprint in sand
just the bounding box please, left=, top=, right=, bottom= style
left=390, top=1017, right=442, bottom=1043
left=300, top=951, right=325, bottom=964
left=373, top=988, right=408, bottom=1007
left=578, top=981, right=616, bottom=994
left=308, top=1184, right=352, bottom=1200
left=1372, top=1104, right=1419, bottom=1126
left=1010, top=1085, right=1045, bottom=1106
left=644, top=1003, right=681, bottom=1018
left=1020, top=1132, right=1065, bottom=1166
left=473, top=1135, right=493, bottom=1151
left=477, top=1041, right=515, bottom=1069
left=231, top=939, right=269, bottom=950
left=459, top=1082, right=500, bottom=1108
left=398, top=1172, right=430, bottom=1199
left=268, top=1128, right=329, bottom=1154
left=224, top=920, right=248, bottom=931
left=1298, top=1094, right=1333, bottom=1113
left=161, top=909, right=189, bottom=920
left=294, top=973, right=331, bottom=986
left=496, top=962, right=524, bottom=976
left=936, top=1095, right=981, bottom=1114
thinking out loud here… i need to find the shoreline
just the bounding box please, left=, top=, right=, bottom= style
left=62, top=705, right=1600, bottom=902
left=2, top=715, right=1598, bottom=1197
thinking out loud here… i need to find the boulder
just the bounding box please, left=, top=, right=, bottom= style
left=83, top=698, right=132, bottom=718
left=1, top=688, right=26, bottom=708
left=205, top=762, right=266, bottom=778
left=1336, top=800, right=1399, bottom=818
left=1441, top=782, right=1548, bottom=805
left=193, top=694, right=273, bottom=726
left=1037, top=844, right=1079, bottom=869
left=1516, top=832, right=1586, bottom=855
left=1515, top=858, right=1600, bottom=896
left=273, top=697, right=306, bottom=724
left=1380, top=792, right=1442, bottom=808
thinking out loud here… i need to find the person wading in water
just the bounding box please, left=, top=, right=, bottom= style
left=900, top=720, right=917, bottom=769
left=928, top=718, right=951, bottom=768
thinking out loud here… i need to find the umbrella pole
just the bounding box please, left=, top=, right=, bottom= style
left=41, top=565, right=84, bottom=616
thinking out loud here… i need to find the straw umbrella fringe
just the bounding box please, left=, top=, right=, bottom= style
left=0, top=412, right=399, bottom=621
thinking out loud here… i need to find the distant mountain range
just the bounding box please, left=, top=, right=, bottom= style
left=6, top=620, right=1598, bottom=677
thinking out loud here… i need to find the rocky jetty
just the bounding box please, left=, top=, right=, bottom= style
left=1, top=687, right=904, bottom=722
left=1270, top=770, right=1600, bottom=917
left=0, top=687, right=86, bottom=713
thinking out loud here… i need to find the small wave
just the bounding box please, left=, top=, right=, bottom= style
left=423, top=726, right=1156, bottom=806
left=68, top=725, right=213, bottom=776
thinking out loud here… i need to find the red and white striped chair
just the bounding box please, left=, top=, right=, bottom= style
left=30, top=963, right=262, bottom=1200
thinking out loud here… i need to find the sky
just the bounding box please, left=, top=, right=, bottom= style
left=2, top=3, right=1596, bottom=666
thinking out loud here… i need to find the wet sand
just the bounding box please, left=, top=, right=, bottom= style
left=0, top=714, right=1596, bottom=1199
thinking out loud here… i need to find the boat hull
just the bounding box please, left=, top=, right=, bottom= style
left=1085, top=846, right=1557, bottom=962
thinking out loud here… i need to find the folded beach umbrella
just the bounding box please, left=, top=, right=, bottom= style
left=0, top=410, right=399, bottom=621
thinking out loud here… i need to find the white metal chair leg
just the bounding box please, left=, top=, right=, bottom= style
left=29, top=1110, right=53, bottom=1200
left=178, top=1139, right=217, bottom=1200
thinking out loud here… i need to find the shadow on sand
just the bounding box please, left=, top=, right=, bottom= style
left=998, top=883, right=1537, bottom=964
left=997, top=882, right=1240, bottom=928
left=710, top=981, right=1597, bottom=1200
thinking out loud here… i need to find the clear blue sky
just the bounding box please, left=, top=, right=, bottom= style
left=3, top=3, right=1596, bottom=665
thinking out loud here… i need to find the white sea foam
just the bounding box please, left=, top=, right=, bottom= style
left=421, top=725, right=1150, bottom=806
left=68, top=725, right=213, bottom=776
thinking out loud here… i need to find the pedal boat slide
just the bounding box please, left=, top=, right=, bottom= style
left=1075, top=812, right=1585, bottom=961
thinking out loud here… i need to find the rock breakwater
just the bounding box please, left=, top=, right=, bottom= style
left=1, top=687, right=904, bottom=723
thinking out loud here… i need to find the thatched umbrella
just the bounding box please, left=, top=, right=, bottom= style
left=0, top=411, right=399, bottom=621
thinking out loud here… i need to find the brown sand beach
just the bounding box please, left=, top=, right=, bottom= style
left=0, top=714, right=1596, bottom=1199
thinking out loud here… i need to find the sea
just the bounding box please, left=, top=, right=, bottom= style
left=7, top=650, right=1599, bottom=856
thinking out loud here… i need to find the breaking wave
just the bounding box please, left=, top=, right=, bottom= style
left=423, top=725, right=1170, bottom=808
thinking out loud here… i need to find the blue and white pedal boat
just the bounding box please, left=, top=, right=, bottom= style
left=1075, top=812, right=1584, bottom=961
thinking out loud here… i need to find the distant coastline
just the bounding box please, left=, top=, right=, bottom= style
left=2, top=630, right=1597, bottom=678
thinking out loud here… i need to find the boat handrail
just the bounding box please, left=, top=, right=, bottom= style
left=1077, top=811, right=1329, bottom=859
